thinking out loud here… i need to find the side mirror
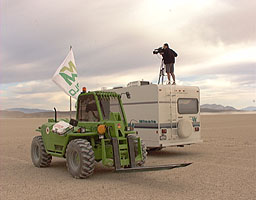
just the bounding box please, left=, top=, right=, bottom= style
left=121, top=92, right=131, bottom=99
left=70, top=118, right=78, bottom=126
left=126, top=92, right=131, bottom=99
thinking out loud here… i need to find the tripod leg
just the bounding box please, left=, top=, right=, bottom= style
left=158, top=70, right=161, bottom=84
left=162, top=69, right=164, bottom=84
left=158, top=60, right=164, bottom=85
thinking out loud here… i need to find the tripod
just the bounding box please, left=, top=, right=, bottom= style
left=158, top=59, right=166, bottom=84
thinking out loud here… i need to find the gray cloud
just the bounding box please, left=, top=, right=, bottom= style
left=183, top=0, right=256, bottom=45
left=8, top=80, right=58, bottom=94
left=199, top=62, right=255, bottom=76
left=1, top=0, right=255, bottom=87
left=179, top=61, right=256, bottom=86
left=1, top=0, right=156, bottom=83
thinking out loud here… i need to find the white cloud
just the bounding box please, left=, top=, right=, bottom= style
left=180, top=74, right=256, bottom=109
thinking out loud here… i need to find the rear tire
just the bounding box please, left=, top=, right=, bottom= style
left=66, top=139, right=95, bottom=179
left=129, top=135, right=147, bottom=166
left=31, top=136, right=52, bottom=167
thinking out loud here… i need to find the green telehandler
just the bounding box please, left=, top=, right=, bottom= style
left=31, top=90, right=191, bottom=178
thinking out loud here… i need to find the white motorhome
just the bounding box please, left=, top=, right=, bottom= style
left=109, top=81, right=202, bottom=150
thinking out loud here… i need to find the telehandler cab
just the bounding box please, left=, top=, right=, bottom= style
left=31, top=90, right=191, bottom=178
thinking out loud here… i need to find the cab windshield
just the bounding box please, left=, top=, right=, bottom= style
left=98, top=96, right=124, bottom=121
left=77, top=94, right=100, bottom=122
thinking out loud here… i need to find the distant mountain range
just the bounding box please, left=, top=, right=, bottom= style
left=0, top=110, right=76, bottom=118
left=200, top=104, right=256, bottom=112
left=6, top=108, right=52, bottom=114
left=241, top=106, right=256, bottom=111
left=200, top=104, right=237, bottom=112
left=1, top=108, right=74, bottom=118
left=0, top=104, right=255, bottom=118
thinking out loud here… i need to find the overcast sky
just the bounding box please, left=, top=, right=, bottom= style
left=0, top=0, right=255, bottom=110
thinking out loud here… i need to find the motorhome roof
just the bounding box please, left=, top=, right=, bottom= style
left=157, top=84, right=200, bottom=91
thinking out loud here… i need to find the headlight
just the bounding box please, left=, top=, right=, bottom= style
left=80, top=127, right=86, bottom=133
left=77, top=127, right=86, bottom=133
left=97, top=125, right=106, bottom=135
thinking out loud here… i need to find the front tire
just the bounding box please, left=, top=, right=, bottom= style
left=31, top=136, right=52, bottom=167
left=66, top=139, right=95, bottom=179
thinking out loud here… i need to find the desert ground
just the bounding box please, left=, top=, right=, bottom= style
left=0, top=114, right=255, bottom=200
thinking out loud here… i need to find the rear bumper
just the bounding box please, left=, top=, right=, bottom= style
left=150, top=139, right=203, bottom=148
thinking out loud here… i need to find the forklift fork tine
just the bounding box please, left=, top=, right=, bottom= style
left=115, top=163, right=192, bottom=173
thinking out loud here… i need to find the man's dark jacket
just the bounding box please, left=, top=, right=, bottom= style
left=162, top=48, right=178, bottom=64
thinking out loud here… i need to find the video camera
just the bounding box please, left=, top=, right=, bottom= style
left=153, top=47, right=164, bottom=54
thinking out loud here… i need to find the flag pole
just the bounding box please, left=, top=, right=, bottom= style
left=70, top=96, right=72, bottom=119
left=69, top=45, right=72, bottom=119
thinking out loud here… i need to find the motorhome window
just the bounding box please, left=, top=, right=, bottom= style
left=140, top=81, right=150, bottom=85
left=78, top=94, right=100, bottom=122
left=178, top=98, right=198, bottom=114
left=99, top=96, right=124, bottom=121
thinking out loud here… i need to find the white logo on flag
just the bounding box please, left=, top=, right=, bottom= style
left=52, top=49, right=80, bottom=99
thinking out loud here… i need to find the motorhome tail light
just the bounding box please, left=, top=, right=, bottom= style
left=195, top=127, right=200, bottom=132
left=162, top=129, right=167, bottom=134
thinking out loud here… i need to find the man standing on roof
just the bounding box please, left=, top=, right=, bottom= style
left=161, top=43, right=178, bottom=85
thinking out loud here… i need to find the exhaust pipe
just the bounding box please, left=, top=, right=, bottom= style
left=54, top=107, right=57, bottom=122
